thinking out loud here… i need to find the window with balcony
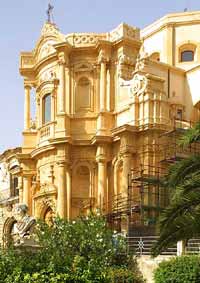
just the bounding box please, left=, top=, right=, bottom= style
left=43, top=94, right=51, bottom=124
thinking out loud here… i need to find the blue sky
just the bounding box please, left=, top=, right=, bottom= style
left=0, top=0, right=200, bottom=154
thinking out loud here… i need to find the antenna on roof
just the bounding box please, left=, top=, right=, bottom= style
left=46, top=2, right=54, bottom=23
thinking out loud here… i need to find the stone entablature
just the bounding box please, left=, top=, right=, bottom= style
left=20, top=22, right=140, bottom=72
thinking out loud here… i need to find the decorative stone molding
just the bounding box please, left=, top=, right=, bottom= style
left=37, top=41, right=56, bottom=61
left=72, top=34, right=106, bottom=46
left=20, top=53, right=34, bottom=70
left=41, top=22, right=60, bottom=37
left=135, top=43, right=149, bottom=71
left=73, top=62, right=94, bottom=73
left=98, top=49, right=110, bottom=64
left=109, top=23, right=140, bottom=42
left=130, top=74, right=147, bottom=96
left=119, top=54, right=135, bottom=66
left=118, top=55, right=136, bottom=81
left=38, top=69, right=57, bottom=85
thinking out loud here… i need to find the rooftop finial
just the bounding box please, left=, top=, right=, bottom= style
left=46, top=2, right=54, bottom=23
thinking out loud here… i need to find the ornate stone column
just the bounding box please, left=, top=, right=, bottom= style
left=23, top=175, right=32, bottom=210
left=96, top=145, right=107, bottom=210
left=57, top=160, right=67, bottom=218
left=58, top=53, right=66, bottom=114
left=99, top=60, right=107, bottom=111
left=18, top=176, right=23, bottom=203
left=36, top=96, right=40, bottom=128
left=24, top=85, right=31, bottom=130
left=122, top=152, right=132, bottom=195
left=66, top=165, right=71, bottom=220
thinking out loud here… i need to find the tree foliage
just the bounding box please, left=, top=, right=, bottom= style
left=0, top=213, right=144, bottom=282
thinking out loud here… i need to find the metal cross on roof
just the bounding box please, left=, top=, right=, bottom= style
left=46, top=2, right=54, bottom=23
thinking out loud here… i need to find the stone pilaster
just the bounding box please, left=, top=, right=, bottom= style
left=23, top=175, right=32, bottom=212
left=58, top=53, right=66, bottom=114
left=99, top=60, right=107, bottom=111
left=66, top=164, right=71, bottom=220
left=57, top=160, right=67, bottom=218
left=122, top=152, right=132, bottom=195
left=96, top=145, right=107, bottom=211
left=36, top=96, right=40, bottom=129
left=56, top=145, right=71, bottom=219
left=18, top=176, right=23, bottom=204
left=24, top=85, right=31, bottom=130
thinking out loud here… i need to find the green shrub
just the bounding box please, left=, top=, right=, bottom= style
left=154, top=255, right=200, bottom=283
left=109, top=267, right=144, bottom=283
left=0, top=214, right=145, bottom=283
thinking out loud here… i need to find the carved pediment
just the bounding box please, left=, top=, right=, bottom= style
left=34, top=23, right=65, bottom=63
left=37, top=41, right=56, bottom=61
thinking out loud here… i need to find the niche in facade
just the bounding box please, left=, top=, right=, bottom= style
left=72, top=165, right=90, bottom=199
left=75, top=77, right=92, bottom=113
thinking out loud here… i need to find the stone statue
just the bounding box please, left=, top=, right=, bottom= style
left=13, top=204, right=36, bottom=246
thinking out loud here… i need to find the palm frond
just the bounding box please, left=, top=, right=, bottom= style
left=166, top=154, right=200, bottom=187
left=178, top=121, right=200, bottom=147
left=152, top=188, right=200, bottom=256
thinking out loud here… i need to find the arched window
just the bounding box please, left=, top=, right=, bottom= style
left=76, top=77, right=91, bottom=112
left=43, top=94, right=51, bottom=124
left=181, top=50, right=194, bottom=62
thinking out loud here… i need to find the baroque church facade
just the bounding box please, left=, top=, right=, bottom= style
left=1, top=10, right=200, bottom=242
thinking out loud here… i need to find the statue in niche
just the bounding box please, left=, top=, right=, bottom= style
left=12, top=204, right=36, bottom=246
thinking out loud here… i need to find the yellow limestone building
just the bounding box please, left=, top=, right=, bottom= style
left=1, top=10, right=200, bottom=237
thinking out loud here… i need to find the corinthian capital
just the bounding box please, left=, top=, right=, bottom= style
left=98, top=49, right=109, bottom=64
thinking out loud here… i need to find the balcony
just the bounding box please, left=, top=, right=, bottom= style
left=38, top=122, right=55, bottom=146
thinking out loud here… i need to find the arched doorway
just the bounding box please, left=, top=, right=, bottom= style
left=3, top=217, right=17, bottom=247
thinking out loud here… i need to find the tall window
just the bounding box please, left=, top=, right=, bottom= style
left=181, top=50, right=194, bottom=62
left=43, top=94, right=51, bottom=124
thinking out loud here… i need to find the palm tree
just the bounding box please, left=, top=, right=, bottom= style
left=152, top=122, right=200, bottom=257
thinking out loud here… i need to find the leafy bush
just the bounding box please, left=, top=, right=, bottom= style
left=0, top=213, right=144, bottom=283
left=154, top=255, right=200, bottom=283
left=109, top=267, right=145, bottom=283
